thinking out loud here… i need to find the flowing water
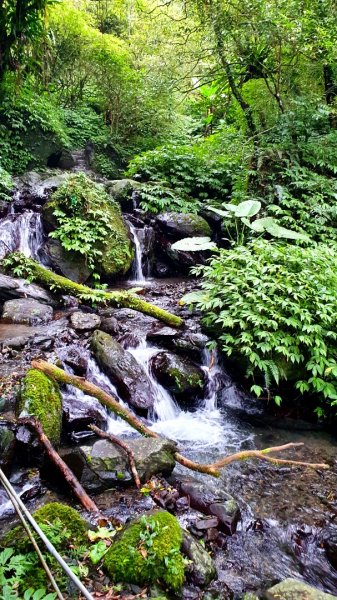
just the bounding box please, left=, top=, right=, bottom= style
left=1, top=192, right=337, bottom=596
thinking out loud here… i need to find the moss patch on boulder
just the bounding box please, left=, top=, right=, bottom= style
left=2, top=502, right=87, bottom=551
left=104, top=511, right=184, bottom=592
left=42, top=173, right=134, bottom=280
left=17, top=369, right=62, bottom=446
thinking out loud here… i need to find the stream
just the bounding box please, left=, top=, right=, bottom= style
left=0, top=166, right=337, bottom=598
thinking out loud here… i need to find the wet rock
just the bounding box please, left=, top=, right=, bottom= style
left=91, top=330, right=155, bottom=411
left=0, top=421, right=16, bottom=474
left=156, top=212, right=211, bottom=239
left=176, top=478, right=240, bottom=535
left=266, top=578, right=337, bottom=599
left=63, top=438, right=177, bottom=492
left=48, top=149, right=75, bottom=170
left=2, top=298, right=53, bottom=326
left=42, top=238, right=91, bottom=284
left=151, top=351, right=205, bottom=400
left=84, top=437, right=177, bottom=483
left=62, top=393, right=107, bottom=433
left=70, top=311, right=101, bottom=331
left=106, top=179, right=140, bottom=210
left=323, top=528, right=337, bottom=571
left=159, top=235, right=209, bottom=272
left=0, top=273, right=56, bottom=305
left=182, top=530, right=216, bottom=587
left=57, top=345, right=88, bottom=375
left=147, top=326, right=179, bottom=344
left=100, top=316, right=120, bottom=335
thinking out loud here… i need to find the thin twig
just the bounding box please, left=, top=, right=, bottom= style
left=89, top=425, right=141, bottom=488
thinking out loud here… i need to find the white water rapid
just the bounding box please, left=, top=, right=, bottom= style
left=0, top=210, right=45, bottom=261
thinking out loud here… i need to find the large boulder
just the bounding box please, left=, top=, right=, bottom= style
left=151, top=351, right=205, bottom=401
left=2, top=298, right=53, bottom=325
left=266, top=579, right=337, bottom=599
left=42, top=238, right=91, bottom=284
left=17, top=369, right=62, bottom=446
left=105, top=178, right=141, bottom=211
left=91, top=330, right=155, bottom=411
left=103, top=511, right=184, bottom=593
left=156, top=212, right=211, bottom=239
left=0, top=273, right=56, bottom=305
left=176, top=478, right=240, bottom=535
left=42, top=174, right=134, bottom=279
left=80, top=437, right=177, bottom=487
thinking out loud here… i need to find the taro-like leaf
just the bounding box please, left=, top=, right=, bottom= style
left=171, top=237, right=217, bottom=251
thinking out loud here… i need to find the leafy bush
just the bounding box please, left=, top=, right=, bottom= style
left=192, top=240, right=337, bottom=412
left=127, top=138, right=239, bottom=203
left=0, top=166, right=13, bottom=201
left=0, top=83, right=68, bottom=174
left=138, top=182, right=200, bottom=214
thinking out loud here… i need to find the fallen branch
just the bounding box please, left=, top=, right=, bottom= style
left=5, top=253, right=183, bottom=328
left=18, top=417, right=102, bottom=515
left=89, top=425, right=141, bottom=488
left=32, top=360, right=329, bottom=475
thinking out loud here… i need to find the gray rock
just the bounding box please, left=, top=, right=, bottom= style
left=91, top=330, right=155, bottom=411
left=0, top=273, right=56, bottom=305
left=182, top=530, right=216, bottom=587
left=0, top=317, right=68, bottom=351
left=156, top=212, right=211, bottom=239
left=42, top=238, right=91, bottom=284
left=106, top=179, right=140, bottom=208
left=100, top=316, right=120, bottom=335
left=267, top=579, right=337, bottom=599
left=2, top=298, right=53, bottom=325
left=176, top=478, right=240, bottom=535
left=70, top=311, right=101, bottom=331
left=62, top=393, right=107, bottom=433
left=151, top=351, right=205, bottom=401
left=62, top=437, right=177, bottom=492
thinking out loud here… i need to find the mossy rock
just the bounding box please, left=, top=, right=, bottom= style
left=104, top=511, right=184, bottom=592
left=17, top=369, right=62, bottom=446
left=2, top=502, right=88, bottom=551
left=42, top=173, right=134, bottom=279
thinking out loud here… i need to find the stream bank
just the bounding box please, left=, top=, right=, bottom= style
left=0, top=161, right=337, bottom=599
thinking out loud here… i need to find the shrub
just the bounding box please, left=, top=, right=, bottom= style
left=192, top=240, right=337, bottom=412
left=104, top=511, right=184, bottom=592
left=0, top=166, right=13, bottom=201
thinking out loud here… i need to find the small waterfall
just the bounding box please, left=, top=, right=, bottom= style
left=127, top=340, right=179, bottom=421
left=128, top=223, right=146, bottom=283
left=201, top=347, right=224, bottom=411
left=17, top=212, right=45, bottom=260
left=0, top=211, right=45, bottom=261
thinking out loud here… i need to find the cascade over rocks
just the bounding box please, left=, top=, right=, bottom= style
left=91, top=330, right=156, bottom=410
left=2, top=298, right=53, bottom=326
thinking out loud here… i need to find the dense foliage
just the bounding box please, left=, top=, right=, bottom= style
left=193, top=242, right=337, bottom=414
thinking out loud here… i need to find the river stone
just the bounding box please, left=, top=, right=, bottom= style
left=151, top=351, right=205, bottom=400
left=79, top=437, right=177, bottom=488
left=106, top=178, right=140, bottom=209
left=156, top=212, right=211, bottom=239
left=42, top=238, right=91, bottom=284
left=62, top=393, right=107, bottom=433
left=267, top=579, right=337, bottom=599
left=182, top=530, right=216, bottom=587
left=100, top=316, right=120, bottom=335
left=70, top=311, right=101, bottom=331
left=176, top=478, right=240, bottom=535
left=2, top=298, right=53, bottom=325
left=0, top=273, right=56, bottom=305
left=91, top=330, right=155, bottom=411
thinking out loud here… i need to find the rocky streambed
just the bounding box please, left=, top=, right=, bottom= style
left=0, top=164, right=337, bottom=599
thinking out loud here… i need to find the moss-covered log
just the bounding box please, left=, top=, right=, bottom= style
left=4, top=253, right=183, bottom=327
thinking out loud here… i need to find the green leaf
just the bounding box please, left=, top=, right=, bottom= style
left=171, top=237, right=217, bottom=251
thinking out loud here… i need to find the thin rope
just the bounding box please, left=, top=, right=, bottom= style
left=0, top=468, right=94, bottom=600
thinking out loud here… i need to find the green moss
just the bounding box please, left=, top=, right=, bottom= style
left=45, top=173, right=134, bottom=277
left=2, top=502, right=87, bottom=551
left=104, top=511, right=184, bottom=592
left=17, top=369, right=62, bottom=446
